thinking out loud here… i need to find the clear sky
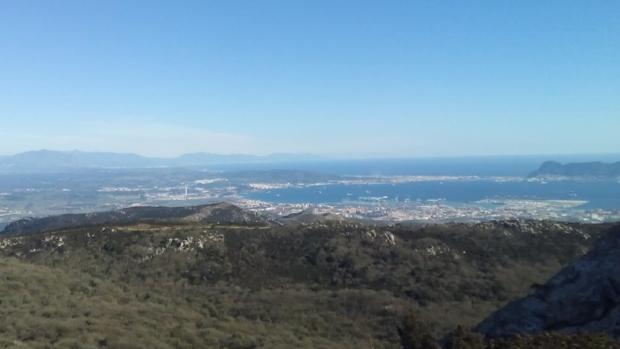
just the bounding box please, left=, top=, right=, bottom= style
left=0, top=1, right=618, bottom=157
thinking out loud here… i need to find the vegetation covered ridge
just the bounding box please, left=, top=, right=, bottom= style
left=0, top=209, right=616, bottom=348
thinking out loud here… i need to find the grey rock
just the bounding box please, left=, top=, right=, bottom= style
left=477, top=225, right=620, bottom=338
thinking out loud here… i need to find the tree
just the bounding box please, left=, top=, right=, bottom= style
left=398, top=313, right=440, bottom=349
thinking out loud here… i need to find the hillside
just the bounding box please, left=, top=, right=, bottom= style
left=0, top=206, right=616, bottom=348
left=1, top=203, right=266, bottom=235
left=476, top=223, right=620, bottom=339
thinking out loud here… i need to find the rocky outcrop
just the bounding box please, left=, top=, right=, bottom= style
left=1, top=202, right=266, bottom=235
left=477, top=225, right=620, bottom=339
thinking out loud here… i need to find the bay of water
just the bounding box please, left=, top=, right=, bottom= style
left=214, top=154, right=620, bottom=177
left=247, top=180, right=620, bottom=210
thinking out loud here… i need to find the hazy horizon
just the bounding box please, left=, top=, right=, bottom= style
left=1, top=148, right=620, bottom=164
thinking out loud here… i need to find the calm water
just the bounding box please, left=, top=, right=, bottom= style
left=247, top=180, right=620, bottom=210
left=213, top=154, right=620, bottom=177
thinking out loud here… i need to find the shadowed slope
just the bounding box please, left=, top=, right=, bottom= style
left=477, top=225, right=620, bottom=339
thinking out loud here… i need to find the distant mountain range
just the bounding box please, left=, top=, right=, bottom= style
left=530, top=160, right=620, bottom=178
left=4, top=150, right=620, bottom=178
left=0, top=150, right=324, bottom=172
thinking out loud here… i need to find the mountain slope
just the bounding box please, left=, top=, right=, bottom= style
left=0, top=212, right=615, bottom=348
left=1, top=203, right=266, bottom=235
left=477, top=224, right=620, bottom=339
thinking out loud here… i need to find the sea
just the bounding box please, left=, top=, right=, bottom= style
left=247, top=180, right=620, bottom=210
left=236, top=155, right=620, bottom=210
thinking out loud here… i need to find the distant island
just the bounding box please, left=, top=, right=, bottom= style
left=530, top=160, right=620, bottom=178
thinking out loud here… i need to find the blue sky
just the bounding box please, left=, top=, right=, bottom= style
left=0, top=1, right=618, bottom=157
